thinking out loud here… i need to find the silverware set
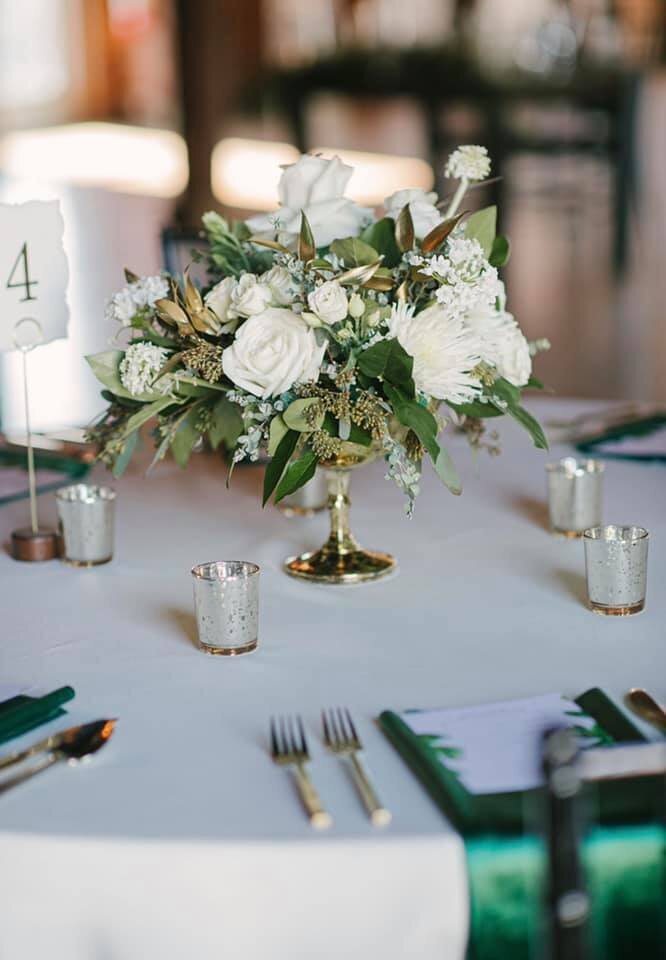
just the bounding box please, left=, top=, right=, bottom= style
left=271, top=708, right=390, bottom=830
left=0, top=719, right=117, bottom=796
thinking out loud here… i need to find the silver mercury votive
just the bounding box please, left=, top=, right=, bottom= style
left=191, top=560, right=260, bottom=655
left=546, top=457, right=604, bottom=537
left=55, top=484, right=116, bottom=566
left=583, top=525, right=649, bottom=616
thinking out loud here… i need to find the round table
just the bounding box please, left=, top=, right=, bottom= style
left=1, top=398, right=664, bottom=960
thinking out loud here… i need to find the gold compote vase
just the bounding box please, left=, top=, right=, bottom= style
left=284, top=444, right=395, bottom=584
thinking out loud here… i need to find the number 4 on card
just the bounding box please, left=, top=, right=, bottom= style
left=6, top=242, right=38, bottom=302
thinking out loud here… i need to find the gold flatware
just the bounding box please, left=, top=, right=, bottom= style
left=625, top=689, right=666, bottom=734
left=0, top=719, right=117, bottom=796
left=270, top=714, right=332, bottom=830
left=322, top=707, right=391, bottom=827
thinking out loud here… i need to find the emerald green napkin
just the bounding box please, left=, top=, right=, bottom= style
left=0, top=686, right=75, bottom=745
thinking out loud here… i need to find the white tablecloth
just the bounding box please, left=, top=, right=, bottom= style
left=1, top=398, right=664, bottom=960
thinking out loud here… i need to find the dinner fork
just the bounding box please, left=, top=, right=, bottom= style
left=322, top=708, right=391, bottom=827
left=270, top=715, right=332, bottom=830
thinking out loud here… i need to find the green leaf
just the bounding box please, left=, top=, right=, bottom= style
left=208, top=396, right=243, bottom=451
left=274, top=449, right=318, bottom=504
left=361, top=217, right=401, bottom=268
left=434, top=446, right=462, bottom=495
left=112, top=430, right=139, bottom=478
left=268, top=415, right=289, bottom=457
left=489, top=234, right=510, bottom=267
left=122, top=396, right=180, bottom=438
left=298, top=211, right=315, bottom=262
left=171, top=409, right=202, bottom=467
left=508, top=404, right=549, bottom=450
left=85, top=350, right=163, bottom=403
left=172, top=374, right=228, bottom=394
left=132, top=329, right=179, bottom=349
left=527, top=374, right=544, bottom=390
left=262, top=429, right=299, bottom=506
left=384, top=385, right=439, bottom=462
left=329, top=237, right=379, bottom=267
left=491, top=376, right=522, bottom=408
left=348, top=422, right=373, bottom=446
left=283, top=398, right=324, bottom=432
left=357, top=339, right=414, bottom=392
left=465, top=205, right=497, bottom=258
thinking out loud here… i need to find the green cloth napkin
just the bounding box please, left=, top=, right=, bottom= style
left=379, top=688, right=665, bottom=959
left=0, top=686, right=75, bottom=745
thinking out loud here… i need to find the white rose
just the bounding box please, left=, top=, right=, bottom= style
left=205, top=277, right=239, bottom=333
left=307, top=280, right=348, bottom=325
left=223, top=307, right=326, bottom=398
left=260, top=265, right=297, bottom=306
left=465, top=300, right=532, bottom=387
left=383, top=188, right=441, bottom=239
left=246, top=155, right=372, bottom=249
left=393, top=303, right=482, bottom=405
left=231, top=273, right=273, bottom=317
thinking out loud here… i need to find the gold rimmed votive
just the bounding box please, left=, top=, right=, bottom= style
left=546, top=457, right=604, bottom=537
left=583, top=525, right=649, bottom=616
left=55, top=484, right=116, bottom=566
left=191, top=561, right=260, bottom=655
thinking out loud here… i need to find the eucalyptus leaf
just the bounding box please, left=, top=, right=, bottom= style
left=122, top=396, right=180, bottom=438
left=172, top=374, right=228, bottom=393
left=434, top=447, right=462, bottom=495
left=361, top=217, right=401, bottom=268
left=464, top=206, right=497, bottom=258
left=283, top=397, right=324, bottom=432
left=208, top=396, right=243, bottom=451
left=329, top=237, right=379, bottom=266
left=262, top=429, right=299, bottom=506
left=274, top=449, right=318, bottom=504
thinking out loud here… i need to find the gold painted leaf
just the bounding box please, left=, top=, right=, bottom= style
left=338, top=257, right=383, bottom=286
left=298, top=212, right=315, bottom=262
left=155, top=298, right=193, bottom=333
left=190, top=306, right=221, bottom=336
left=395, top=204, right=415, bottom=252
left=396, top=280, right=408, bottom=303
left=124, top=267, right=140, bottom=284
left=420, top=211, right=468, bottom=253
left=183, top=270, right=204, bottom=314
left=249, top=237, right=292, bottom=255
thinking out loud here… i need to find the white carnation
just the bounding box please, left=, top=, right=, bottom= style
left=383, top=188, right=441, bottom=238
left=307, top=280, right=348, bottom=324
left=222, top=307, right=326, bottom=398
left=231, top=273, right=273, bottom=317
left=119, top=342, right=172, bottom=396
left=445, top=145, right=491, bottom=182
left=105, top=274, right=169, bottom=327
left=390, top=303, right=482, bottom=405
left=466, top=301, right=532, bottom=387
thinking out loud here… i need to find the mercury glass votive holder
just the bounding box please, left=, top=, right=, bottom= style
left=55, top=484, right=116, bottom=566
left=583, top=525, right=649, bottom=616
left=546, top=458, right=604, bottom=537
left=278, top=470, right=328, bottom=517
left=191, top=561, right=260, bottom=656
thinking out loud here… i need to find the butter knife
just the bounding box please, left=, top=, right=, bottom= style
left=0, top=719, right=117, bottom=796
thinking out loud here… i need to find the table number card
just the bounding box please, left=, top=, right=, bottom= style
left=0, top=200, right=69, bottom=352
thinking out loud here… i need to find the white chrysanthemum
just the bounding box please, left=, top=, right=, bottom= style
left=445, top=145, right=491, bottom=182
left=465, top=299, right=532, bottom=387
left=385, top=300, right=416, bottom=338
left=119, top=342, right=172, bottom=396
left=105, top=274, right=169, bottom=327
left=392, top=303, right=482, bottom=404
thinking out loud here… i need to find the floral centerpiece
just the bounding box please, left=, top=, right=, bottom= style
left=87, top=145, right=548, bottom=583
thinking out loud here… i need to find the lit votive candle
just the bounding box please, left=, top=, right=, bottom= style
left=583, top=525, right=649, bottom=616
left=546, top=458, right=604, bottom=537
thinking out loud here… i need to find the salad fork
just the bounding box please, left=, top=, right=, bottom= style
left=322, top=707, right=391, bottom=826
left=270, top=715, right=332, bottom=830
